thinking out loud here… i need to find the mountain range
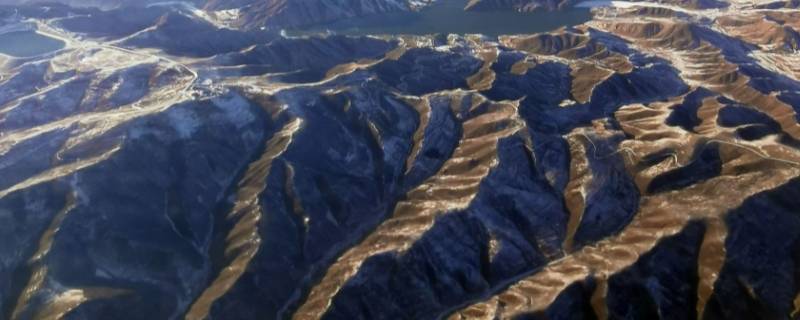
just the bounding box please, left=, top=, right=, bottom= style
left=0, top=0, right=799, bottom=319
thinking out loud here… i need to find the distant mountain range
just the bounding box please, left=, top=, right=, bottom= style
left=204, top=0, right=426, bottom=30
left=0, top=0, right=593, bottom=30
left=0, top=0, right=204, bottom=9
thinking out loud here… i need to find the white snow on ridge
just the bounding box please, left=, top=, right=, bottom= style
left=576, top=0, right=721, bottom=15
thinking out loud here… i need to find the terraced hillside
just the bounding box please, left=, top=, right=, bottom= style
left=0, top=0, right=799, bottom=319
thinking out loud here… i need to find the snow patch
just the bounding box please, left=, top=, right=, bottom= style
left=167, top=106, right=200, bottom=139
left=213, top=94, right=255, bottom=128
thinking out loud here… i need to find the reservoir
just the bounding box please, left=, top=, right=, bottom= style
left=288, top=0, right=593, bottom=37
left=0, top=31, right=65, bottom=57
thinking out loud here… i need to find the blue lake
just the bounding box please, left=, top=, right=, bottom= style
left=0, top=30, right=65, bottom=57
left=289, top=0, right=592, bottom=37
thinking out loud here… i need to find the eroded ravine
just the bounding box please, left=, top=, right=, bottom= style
left=450, top=156, right=799, bottom=319
left=696, top=217, right=727, bottom=318
left=7, top=188, right=129, bottom=320
left=0, top=144, right=121, bottom=199
left=293, top=93, right=524, bottom=320
left=448, top=82, right=800, bottom=318
left=185, top=117, right=304, bottom=320
left=562, top=130, right=593, bottom=253
left=10, top=190, right=77, bottom=320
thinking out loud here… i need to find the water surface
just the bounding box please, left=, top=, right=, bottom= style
left=0, top=30, right=65, bottom=57
left=288, top=0, right=592, bottom=37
